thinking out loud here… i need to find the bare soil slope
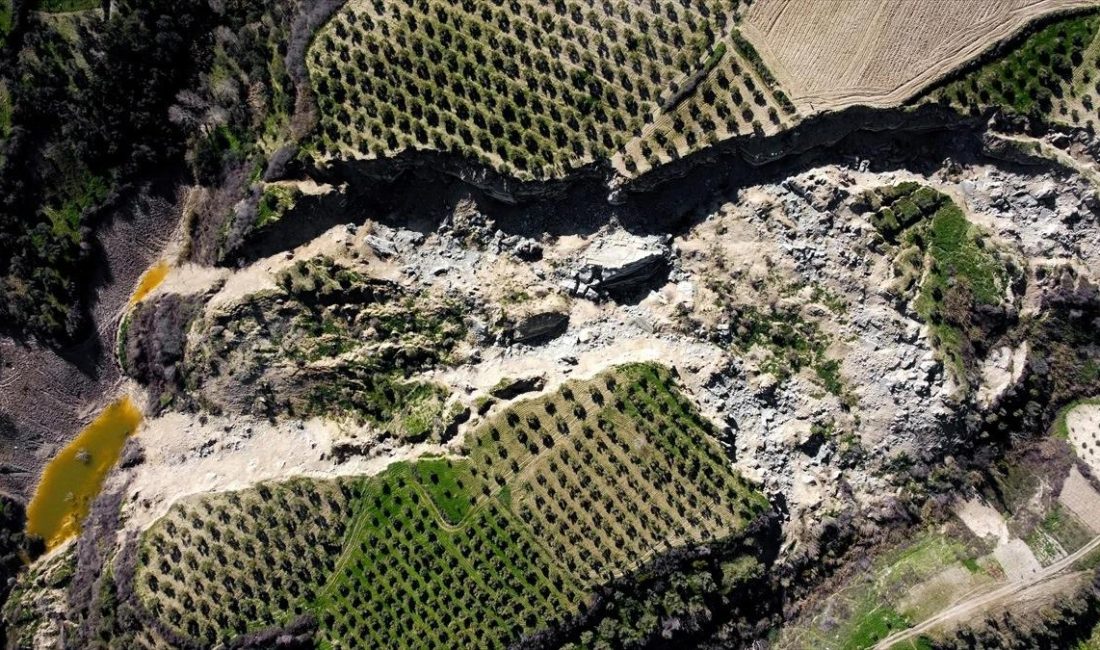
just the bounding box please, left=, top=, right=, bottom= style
left=741, top=0, right=1097, bottom=112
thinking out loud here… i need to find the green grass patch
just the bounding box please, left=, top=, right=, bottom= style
left=920, top=202, right=1005, bottom=306
left=43, top=172, right=110, bottom=242
left=865, top=184, right=1013, bottom=388
left=255, top=184, right=300, bottom=229
left=730, top=304, right=830, bottom=380
left=843, top=606, right=910, bottom=650
left=1077, top=622, right=1100, bottom=649
left=411, top=457, right=473, bottom=525
left=815, top=359, right=845, bottom=396
left=778, top=532, right=985, bottom=649
left=32, top=0, right=99, bottom=11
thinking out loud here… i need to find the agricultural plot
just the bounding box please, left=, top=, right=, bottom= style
left=1026, top=502, right=1095, bottom=565
left=615, top=32, right=797, bottom=176
left=774, top=532, right=991, bottom=650
left=740, top=0, right=1096, bottom=111
left=306, top=0, right=797, bottom=180
left=929, top=12, right=1100, bottom=128
left=133, top=364, right=767, bottom=648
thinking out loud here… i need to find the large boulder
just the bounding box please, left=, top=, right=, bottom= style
left=512, top=311, right=569, bottom=344
left=573, top=231, right=670, bottom=297
left=489, top=375, right=546, bottom=400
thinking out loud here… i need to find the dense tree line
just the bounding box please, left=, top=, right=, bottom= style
left=932, top=571, right=1100, bottom=649
left=0, top=0, right=218, bottom=340
left=519, top=515, right=781, bottom=650
left=0, top=0, right=334, bottom=343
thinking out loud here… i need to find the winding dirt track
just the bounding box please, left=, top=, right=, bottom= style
left=741, top=0, right=1099, bottom=113
left=874, top=533, right=1100, bottom=649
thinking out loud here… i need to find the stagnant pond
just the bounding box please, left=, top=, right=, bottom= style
left=25, top=396, right=142, bottom=549
left=129, top=259, right=168, bottom=305
left=25, top=258, right=166, bottom=549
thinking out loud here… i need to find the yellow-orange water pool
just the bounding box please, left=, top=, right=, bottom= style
left=25, top=397, right=143, bottom=549
left=129, top=260, right=169, bottom=305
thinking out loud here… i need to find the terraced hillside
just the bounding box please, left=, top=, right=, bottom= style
left=306, top=0, right=797, bottom=180
left=928, top=11, right=1100, bottom=128
left=130, top=364, right=768, bottom=648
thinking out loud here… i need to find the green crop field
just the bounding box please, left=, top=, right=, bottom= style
left=929, top=12, right=1100, bottom=128
left=133, top=363, right=767, bottom=648
left=306, top=0, right=797, bottom=180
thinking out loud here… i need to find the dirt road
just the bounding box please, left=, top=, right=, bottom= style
left=875, top=533, right=1100, bottom=649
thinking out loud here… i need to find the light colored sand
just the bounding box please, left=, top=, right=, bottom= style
left=976, top=343, right=1028, bottom=409
left=1068, top=404, right=1100, bottom=475
left=741, top=0, right=1097, bottom=112
left=436, top=332, right=725, bottom=413
left=992, top=538, right=1043, bottom=583
left=898, top=565, right=990, bottom=621
left=115, top=410, right=445, bottom=533
left=955, top=496, right=1042, bottom=581
left=956, top=497, right=1010, bottom=544
left=1059, top=465, right=1100, bottom=533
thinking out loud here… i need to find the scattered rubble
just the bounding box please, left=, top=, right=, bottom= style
left=38, top=157, right=1100, bottom=629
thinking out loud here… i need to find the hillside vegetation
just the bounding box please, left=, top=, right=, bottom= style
left=856, top=183, right=1018, bottom=390
left=122, top=255, right=469, bottom=438
left=130, top=364, right=768, bottom=648
left=930, top=12, right=1100, bottom=128
left=0, top=0, right=336, bottom=341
